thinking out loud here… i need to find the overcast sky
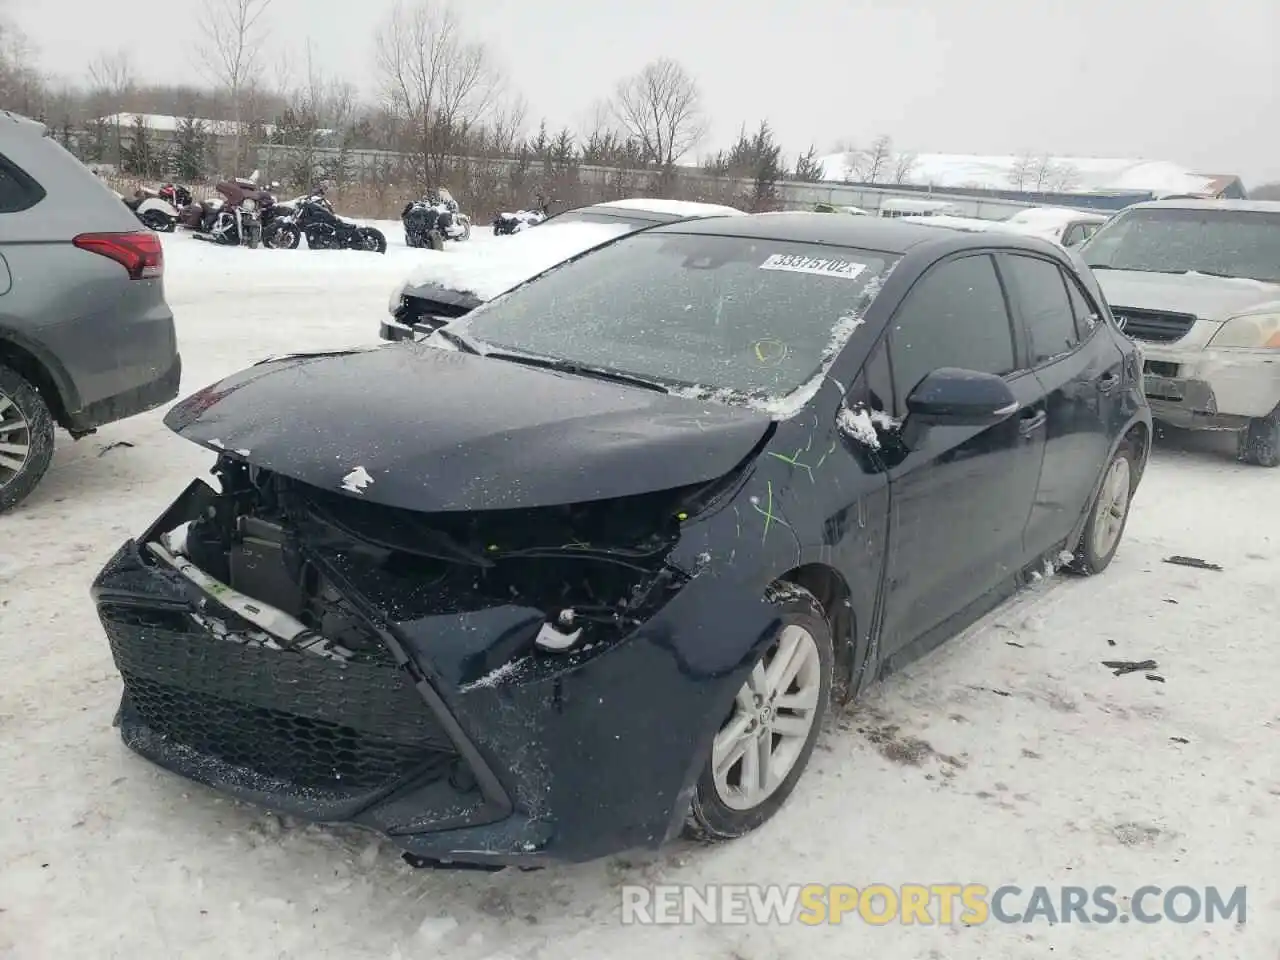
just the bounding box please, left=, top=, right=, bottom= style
left=14, top=0, right=1280, bottom=186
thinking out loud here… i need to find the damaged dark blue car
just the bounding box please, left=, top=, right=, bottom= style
left=91, top=213, right=1151, bottom=868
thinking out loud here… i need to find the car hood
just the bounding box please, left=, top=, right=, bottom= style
left=398, top=221, right=634, bottom=304
left=1094, top=270, right=1280, bottom=322
left=163, top=344, right=773, bottom=513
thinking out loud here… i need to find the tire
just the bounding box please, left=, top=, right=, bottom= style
left=1067, top=440, right=1136, bottom=575
left=459, top=219, right=471, bottom=241
left=359, top=228, right=387, bottom=254
left=1238, top=407, right=1280, bottom=467
left=426, top=230, right=445, bottom=252
left=245, top=223, right=262, bottom=249
left=684, top=583, right=833, bottom=842
left=266, top=223, right=300, bottom=250
left=0, top=363, right=56, bottom=514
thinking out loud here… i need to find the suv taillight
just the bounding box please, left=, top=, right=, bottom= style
left=72, top=231, right=163, bottom=280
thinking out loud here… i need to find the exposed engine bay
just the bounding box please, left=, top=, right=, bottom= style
left=148, top=456, right=720, bottom=664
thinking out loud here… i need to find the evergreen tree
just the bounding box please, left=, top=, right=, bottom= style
left=175, top=114, right=206, bottom=180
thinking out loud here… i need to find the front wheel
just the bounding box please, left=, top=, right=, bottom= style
left=358, top=228, right=387, bottom=254
left=685, top=584, right=832, bottom=842
left=1239, top=407, right=1280, bottom=467
left=0, top=363, right=56, bottom=514
left=245, top=222, right=262, bottom=249
left=1067, top=440, right=1136, bottom=575
left=266, top=223, right=301, bottom=250
left=426, top=229, right=445, bottom=251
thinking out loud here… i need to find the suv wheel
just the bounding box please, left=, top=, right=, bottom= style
left=1239, top=407, right=1280, bottom=467
left=0, top=363, right=56, bottom=513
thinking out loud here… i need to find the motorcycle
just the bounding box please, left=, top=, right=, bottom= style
left=294, top=193, right=387, bottom=253
left=260, top=191, right=303, bottom=249
left=492, top=199, right=551, bottom=236
left=124, top=183, right=192, bottom=232
left=402, top=187, right=471, bottom=250
left=179, top=172, right=265, bottom=248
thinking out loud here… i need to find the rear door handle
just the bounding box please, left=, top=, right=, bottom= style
left=1019, top=409, right=1047, bottom=436
left=1098, top=371, right=1120, bottom=393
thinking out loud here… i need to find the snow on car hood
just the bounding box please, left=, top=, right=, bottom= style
left=1095, top=270, right=1280, bottom=323
left=399, top=221, right=634, bottom=303
left=163, top=344, right=772, bottom=513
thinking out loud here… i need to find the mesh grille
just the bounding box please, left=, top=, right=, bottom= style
left=102, top=604, right=455, bottom=792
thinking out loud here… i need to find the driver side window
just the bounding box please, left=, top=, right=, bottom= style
left=885, top=254, right=1019, bottom=419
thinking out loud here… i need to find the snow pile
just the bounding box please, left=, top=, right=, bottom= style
left=594, top=198, right=745, bottom=218
left=401, top=221, right=633, bottom=301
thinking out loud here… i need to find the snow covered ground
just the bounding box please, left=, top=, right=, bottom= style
left=0, top=230, right=1276, bottom=959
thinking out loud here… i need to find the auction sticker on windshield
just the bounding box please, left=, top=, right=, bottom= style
left=760, top=254, right=868, bottom=280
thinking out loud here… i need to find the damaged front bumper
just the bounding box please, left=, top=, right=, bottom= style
left=91, top=476, right=771, bottom=867
left=1142, top=346, right=1280, bottom=429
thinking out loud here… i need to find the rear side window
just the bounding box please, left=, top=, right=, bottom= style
left=1002, top=254, right=1080, bottom=365
left=0, top=153, right=46, bottom=213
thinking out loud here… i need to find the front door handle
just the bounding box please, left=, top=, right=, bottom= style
left=1018, top=409, right=1047, bottom=436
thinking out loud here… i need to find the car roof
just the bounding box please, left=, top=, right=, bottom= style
left=1124, top=198, right=1280, bottom=214
left=654, top=210, right=1069, bottom=257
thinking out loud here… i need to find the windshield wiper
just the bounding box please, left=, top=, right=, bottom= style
left=483, top=352, right=670, bottom=393
left=432, top=327, right=480, bottom=354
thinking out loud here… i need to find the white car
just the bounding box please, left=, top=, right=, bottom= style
left=1079, top=198, right=1280, bottom=465
left=381, top=198, right=744, bottom=342
left=1002, top=207, right=1110, bottom=247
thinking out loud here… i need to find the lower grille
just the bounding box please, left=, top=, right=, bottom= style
left=101, top=604, right=455, bottom=792
left=1112, top=307, right=1196, bottom=343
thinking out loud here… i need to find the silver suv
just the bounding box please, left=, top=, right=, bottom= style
left=1080, top=199, right=1280, bottom=466
left=0, top=112, right=181, bottom=511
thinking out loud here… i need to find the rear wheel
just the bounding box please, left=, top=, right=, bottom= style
left=0, top=363, right=56, bottom=514
left=1067, top=440, right=1136, bottom=575
left=1238, top=407, right=1280, bottom=467
left=358, top=228, right=387, bottom=254
left=685, top=584, right=832, bottom=842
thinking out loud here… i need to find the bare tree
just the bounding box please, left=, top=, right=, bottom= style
left=1031, top=154, right=1057, bottom=191
left=609, top=58, right=706, bottom=169
left=197, top=0, right=274, bottom=168
left=1007, top=152, right=1036, bottom=190
left=1252, top=182, right=1280, bottom=200
left=857, top=135, right=893, bottom=183
left=87, top=49, right=135, bottom=107
left=375, top=0, right=503, bottom=187
left=0, top=13, right=44, bottom=116
left=892, top=150, right=918, bottom=184
left=1049, top=162, right=1080, bottom=192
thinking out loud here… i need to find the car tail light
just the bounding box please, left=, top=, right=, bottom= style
left=73, top=231, right=163, bottom=280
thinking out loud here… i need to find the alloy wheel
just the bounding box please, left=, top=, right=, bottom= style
left=1092, top=456, right=1131, bottom=557
left=712, top=625, right=824, bottom=811
left=0, top=391, right=31, bottom=488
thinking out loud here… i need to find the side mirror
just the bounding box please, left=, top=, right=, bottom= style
left=906, top=368, right=1018, bottom=427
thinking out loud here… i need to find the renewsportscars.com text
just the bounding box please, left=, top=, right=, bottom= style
left=620, top=883, right=1247, bottom=926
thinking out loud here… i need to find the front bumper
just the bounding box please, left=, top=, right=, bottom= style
left=90, top=483, right=769, bottom=866
left=1140, top=345, right=1280, bottom=429
left=380, top=317, right=426, bottom=342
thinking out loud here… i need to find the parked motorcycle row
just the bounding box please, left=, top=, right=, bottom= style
left=119, top=172, right=387, bottom=253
